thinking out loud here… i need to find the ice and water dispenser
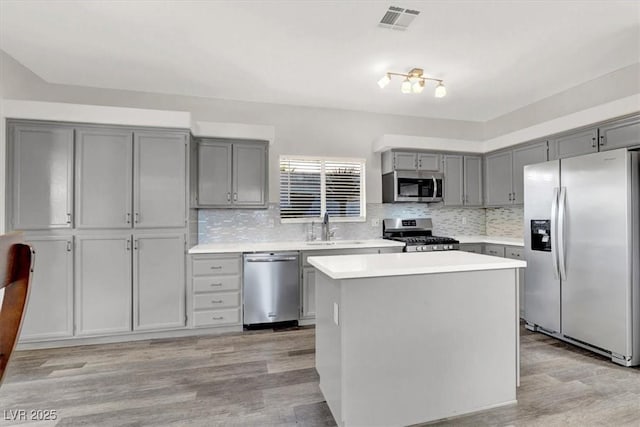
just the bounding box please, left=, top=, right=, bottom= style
left=531, top=219, right=551, bottom=252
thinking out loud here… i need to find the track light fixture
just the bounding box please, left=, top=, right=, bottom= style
left=377, top=68, right=446, bottom=97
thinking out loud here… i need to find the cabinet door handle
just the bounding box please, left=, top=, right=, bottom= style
left=126, top=213, right=131, bottom=224
left=591, top=137, right=596, bottom=148
left=134, top=212, right=139, bottom=223
left=66, top=241, right=72, bottom=252
left=212, top=316, right=224, bottom=320
left=233, top=193, right=238, bottom=201
left=512, top=192, right=516, bottom=201
left=126, top=239, right=131, bottom=251
left=211, top=299, right=223, bottom=304
left=134, top=240, right=139, bottom=250
left=227, top=192, right=231, bottom=201
left=66, top=213, right=72, bottom=224
left=599, top=135, right=605, bottom=146
left=210, top=282, right=222, bottom=287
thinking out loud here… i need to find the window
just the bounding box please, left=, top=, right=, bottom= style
left=279, top=156, right=366, bottom=223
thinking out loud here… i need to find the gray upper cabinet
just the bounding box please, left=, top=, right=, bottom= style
left=197, top=142, right=232, bottom=205
left=392, top=152, right=417, bottom=170
left=20, top=236, right=74, bottom=341
left=550, top=129, right=597, bottom=160
left=512, top=141, right=548, bottom=204
left=598, top=116, right=640, bottom=151
left=133, top=233, right=186, bottom=331
left=75, top=234, right=133, bottom=336
left=195, top=139, right=268, bottom=208
left=10, top=123, right=74, bottom=230
left=464, top=156, right=483, bottom=206
left=443, top=155, right=464, bottom=206
left=484, top=151, right=513, bottom=206
left=75, top=128, right=133, bottom=228
left=233, top=142, right=267, bottom=206
left=417, top=153, right=441, bottom=171
left=134, top=131, right=187, bottom=228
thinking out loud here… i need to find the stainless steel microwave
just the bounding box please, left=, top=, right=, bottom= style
left=382, top=171, right=444, bottom=203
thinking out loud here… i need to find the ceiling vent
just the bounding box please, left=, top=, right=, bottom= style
left=379, top=6, right=420, bottom=30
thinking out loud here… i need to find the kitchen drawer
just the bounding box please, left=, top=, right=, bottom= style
left=505, top=247, right=524, bottom=260
left=484, top=244, right=505, bottom=257
left=193, top=275, right=240, bottom=293
left=192, top=257, right=240, bottom=276
left=194, top=292, right=240, bottom=310
left=193, top=308, right=240, bottom=327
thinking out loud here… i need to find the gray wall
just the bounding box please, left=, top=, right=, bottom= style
left=0, top=50, right=484, bottom=204
left=484, top=63, right=640, bottom=140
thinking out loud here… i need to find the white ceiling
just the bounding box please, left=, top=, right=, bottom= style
left=1, top=0, right=639, bottom=122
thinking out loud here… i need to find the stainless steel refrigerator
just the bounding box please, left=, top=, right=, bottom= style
left=524, top=148, right=640, bottom=366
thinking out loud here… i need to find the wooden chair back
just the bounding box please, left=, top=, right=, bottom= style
left=0, top=232, right=34, bottom=386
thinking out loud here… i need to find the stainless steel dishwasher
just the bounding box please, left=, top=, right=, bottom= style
left=243, top=252, right=300, bottom=325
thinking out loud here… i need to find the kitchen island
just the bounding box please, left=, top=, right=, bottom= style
left=307, top=251, right=526, bottom=427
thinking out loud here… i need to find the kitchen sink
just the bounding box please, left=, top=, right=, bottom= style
left=305, top=240, right=367, bottom=246
left=306, top=241, right=337, bottom=246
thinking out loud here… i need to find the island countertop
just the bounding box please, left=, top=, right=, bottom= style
left=308, top=250, right=526, bottom=280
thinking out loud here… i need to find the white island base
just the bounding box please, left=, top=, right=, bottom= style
left=309, top=252, right=524, bottom=427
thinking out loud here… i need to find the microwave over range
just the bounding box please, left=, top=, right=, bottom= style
left=382, top=170, right=444, bottom=203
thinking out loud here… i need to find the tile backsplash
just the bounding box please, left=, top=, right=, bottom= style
left=486, top=206, right=524, bottom=238
left=198, top=203, right=488, bottom=244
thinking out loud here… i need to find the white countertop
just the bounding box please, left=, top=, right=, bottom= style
left=454, top=235, right=524, bottom=247
left=188, top=239, right=405, bottom=254
left=308, top=251, right=526, bottom=280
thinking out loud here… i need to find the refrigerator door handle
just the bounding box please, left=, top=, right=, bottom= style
left=557, top=186, right=567, bottom=280
left=551, top=187, right=560, bottom=280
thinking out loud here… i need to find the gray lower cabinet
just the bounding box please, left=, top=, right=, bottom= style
left=484, top=151, right=513, bottom=206
left=301, top=266, right=317, bottom=319
left=75, top=128, right=133, bottom=228
left=504, top=247, right=525, bottom=318
left=20, top=236, right=74, bottom=341
left=197, top=142, right=232, bottom=206
left=134, top=131, right=187, bottom=228
left=133, top=234, right=186, bottom=331
left=10, top=123, right=74, bottom=230
left=75, top=235, right=133, bottom=336
left=459, top=243, right=483, bottom=254
left=512, top=142, right=548, bottom=204
left=300, top=246, right=403, bottom=320
left=195, top=139, right=268, bottom=208
left=598, top=116, right=640, bottom=151
left=190, top=254, right=242, bottom=328
left=550, top=129, right=597, bottom=160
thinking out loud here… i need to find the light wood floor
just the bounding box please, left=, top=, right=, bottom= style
left=1, top=326, right=639, bottom=426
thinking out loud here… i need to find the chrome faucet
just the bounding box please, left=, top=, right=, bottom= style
left=322, top=212, right=334, bottom=241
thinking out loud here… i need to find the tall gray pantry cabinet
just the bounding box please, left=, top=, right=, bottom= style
left=6, top=120, right=189, bottom=343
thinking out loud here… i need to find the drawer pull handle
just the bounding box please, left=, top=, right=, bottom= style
left=210, top=283, right=222, bottom=287
left=211, top=300, right=223, bottom=304
left=210, top=266, right=222, bottom=270
left=212, top=316, right=224, bottom=320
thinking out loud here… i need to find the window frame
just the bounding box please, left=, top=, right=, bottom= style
left=279, top=155, right=367, bottom=224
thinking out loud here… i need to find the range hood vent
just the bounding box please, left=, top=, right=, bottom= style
left=379, top=6, right=420, bottom=30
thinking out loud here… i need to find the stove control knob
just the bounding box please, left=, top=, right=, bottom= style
left=420, top=246, right=426, bottom=252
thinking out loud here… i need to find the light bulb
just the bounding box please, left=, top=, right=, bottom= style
left=377, top=74, right=391, bottom=88
left=412, top=80, right=425, bottom=93
left=401, top=78, right=412, bottom=94
left=434, top=82, right=447, bottom=98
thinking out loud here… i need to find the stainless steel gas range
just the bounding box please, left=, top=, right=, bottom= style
left=383, top=218, right=459, bottom=252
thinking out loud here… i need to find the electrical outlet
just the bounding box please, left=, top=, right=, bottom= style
left=371, top=218, right=380, bottom=227
left=462, top=217, right=467, bottom=225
